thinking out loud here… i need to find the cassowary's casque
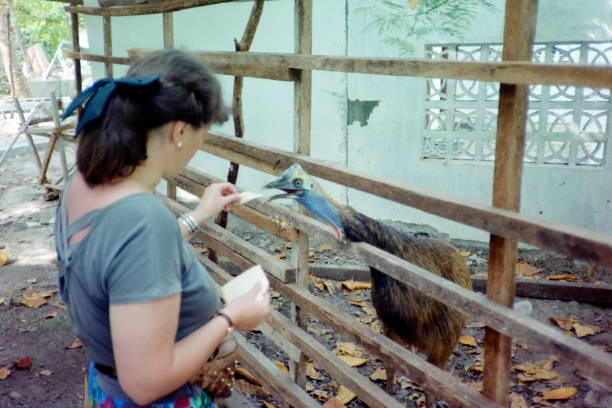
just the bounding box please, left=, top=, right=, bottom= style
left=264, top=164, right=472, bottom=391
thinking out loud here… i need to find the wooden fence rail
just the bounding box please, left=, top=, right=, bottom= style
left=130, top=48, right=612, bottom=88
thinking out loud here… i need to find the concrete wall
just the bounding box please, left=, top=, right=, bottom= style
left=81, top=0, right=612, bottom=241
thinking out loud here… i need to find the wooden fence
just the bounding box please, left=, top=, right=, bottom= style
left=55, top=0, right=612, bottom=406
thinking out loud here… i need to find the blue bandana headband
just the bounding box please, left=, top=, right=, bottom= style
left=62, top=75, right=160, bottom=136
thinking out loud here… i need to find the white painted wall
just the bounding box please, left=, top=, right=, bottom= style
left=81, top=0, right=612, bottom=241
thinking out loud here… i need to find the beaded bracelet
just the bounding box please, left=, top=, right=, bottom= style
left=178, top=213, right=199, bottom=235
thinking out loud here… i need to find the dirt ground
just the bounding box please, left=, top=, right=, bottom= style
left=0, top=119, right=610, bottom=408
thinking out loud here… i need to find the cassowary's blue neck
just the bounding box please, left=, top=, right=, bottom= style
left=296, top=190, right=343, bottom=231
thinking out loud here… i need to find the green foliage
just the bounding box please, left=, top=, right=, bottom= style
left=356, top=0, right=498, bottom=56
left=11, top=0, right=73, bottom=58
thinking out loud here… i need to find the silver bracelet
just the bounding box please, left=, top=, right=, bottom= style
left=178, top=213, right=199, bottom=235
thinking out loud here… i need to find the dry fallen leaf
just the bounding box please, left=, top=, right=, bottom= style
left=313, top=389, right=330, bottom=400
left=459, top=335, right=478, bottom=347
left=335, top=342, right=364, bottom=357
left=509, top=392, right=529, bottom=408
left=348, top=299, right=366, bottom=307
left=459, top=251, right=471, bottom=257
left=542, top=386, right=577, bottom=400
left=336, top=385, right=356, bottom=404
left=338, top=355, right=369, bottom=367
left=16, top=356, right=33, bottom=369
left=370, top=368, right=387, bottom=381
left=0, top=252, right=8, bottom=266
left=275, top=253, right=287, bottom=259
left=318, top=244, right=332, bottom=252
left=362, top=306, right=376, bottom=316
left=308, top=275, right=325, bottom=291
left=285, top=242, right=293, bottom=249
left=274, top=245, right=284, bottom=252
left=306, top=362, right=324, bottom=380
left=273, top=361, right=289, bottom=376
left=321, top=397, right=346, bottom=408
left=0, top=367, right=11, bottom=380
left=235, top=367, right=261, bottom=385
left=322, top=279, right=335, bottom=295
left=40, top=370, right=53, bottom=376
left=516, top=263, right=542, bottom=277
left=546, top=274, right=580, bottom=282
left=235, top=379, right=269, bottom=397
left=573, top=322, right=603, bottom=338
left=549, top=316, right=577, bottom=332
left=0, top=297, right=5, bottom=305
left=305, top=382, right=315, bottom=391
left=66, top=338, right=83, bottom=349
left=44, top=312, right=58, bottom=319
left=21, top=295, right=47, bottom=308
left=467, top=321, right=486, bottom=328
left=341, top=280, right=372, bottom=291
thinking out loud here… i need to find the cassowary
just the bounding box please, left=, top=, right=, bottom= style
left=264, top=164, right=472, bottom=393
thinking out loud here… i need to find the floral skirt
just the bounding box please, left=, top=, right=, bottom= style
left=84, top=361, right=215, bottom=408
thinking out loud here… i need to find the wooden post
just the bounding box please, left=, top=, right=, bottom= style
left=288, top=0, right=312, bottom=392
left=483, top=0, right=538, bottom=405
left=163, top=12, right=173, bottom=49
left=70, top=8, right=82, bottom=94
left=103, top=15, right=113, bottom=77
left=215, top=0, right=265, bottom=228
left=163, top=12, right=177, bottom=200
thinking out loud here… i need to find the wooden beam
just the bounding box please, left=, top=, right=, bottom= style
left=202, top=132, right=612, bottom=267
left=129, top=48, right=612, bottom=88
left=293, top=0, right=312, bottom=156
left=129, top=48, right=296, bottom=81
left=290, top=0, right=313, bottom=390
left=65, top=0, right=237, bottom=16
left=308, top=264, right=612, bottom=305
left=162, top=12, right=173, bottom=49
left=69, top=10, right=82, bottom=94
left=63, top=46, right=133, bottom=65
left=484, top=1, right=538, bottom=404
left=102, top=15, right=113, bottom=77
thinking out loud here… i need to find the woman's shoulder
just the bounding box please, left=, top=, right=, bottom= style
left=99, top=193, right=177, bottom=232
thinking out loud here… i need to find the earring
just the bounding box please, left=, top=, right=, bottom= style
left=177, top=141, right=183, bottom=149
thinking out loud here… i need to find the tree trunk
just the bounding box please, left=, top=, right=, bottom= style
left=0, top=3, right=30, bottom=98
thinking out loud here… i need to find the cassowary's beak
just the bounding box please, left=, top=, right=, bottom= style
left=262, top=176, right=300, bottom=202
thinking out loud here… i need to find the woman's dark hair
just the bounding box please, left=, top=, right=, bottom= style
left=77, top=49, right=227, bottom=186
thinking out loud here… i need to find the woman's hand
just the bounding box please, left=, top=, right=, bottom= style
left=192, top=182, right=241, bottom=224
left=222, top=282, right=270, bottom=331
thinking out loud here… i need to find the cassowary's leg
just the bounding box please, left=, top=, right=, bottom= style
left=382, top=327, right=404, bottom=393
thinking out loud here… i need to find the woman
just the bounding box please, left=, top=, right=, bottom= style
left=55, top=49, right=270, bottom=407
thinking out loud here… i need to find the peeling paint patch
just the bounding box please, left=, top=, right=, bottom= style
left=347, top=99, right=380, bottom=127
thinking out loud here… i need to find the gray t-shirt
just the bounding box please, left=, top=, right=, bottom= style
left=55, top=188, right=221, bottom=403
